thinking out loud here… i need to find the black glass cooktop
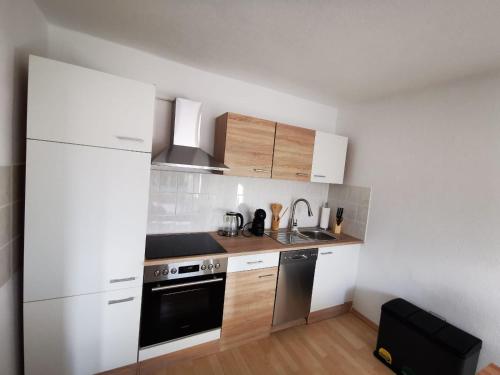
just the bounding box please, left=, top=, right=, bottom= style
left=145, top=233, right=226, bottom=260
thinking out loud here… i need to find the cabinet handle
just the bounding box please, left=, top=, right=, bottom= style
left=253, top=168, right=269, bottom=173
left=110, top=277, right=136, bottom=284
left=314, top=174, right=326, bottom=178
left=321, top=251, right=333, bottom=255
left=108, top=297, right=134, bottom=305
left=259, top=274, right=275, bottom=278
left=247, top=260, right=264, bottom=264
left=115, top=135, right=144, bottom=143
left=296, top=173, right=309, bottom=177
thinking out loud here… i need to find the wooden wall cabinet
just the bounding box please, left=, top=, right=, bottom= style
left=214, top=113, right=276, bottom=178
left=221, top=267, right=278, bottom=349
left=214, top=112, right=346, bottom=183
left=271, top=123, right=315, bottom=181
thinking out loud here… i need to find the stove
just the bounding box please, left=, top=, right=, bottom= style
left=145, top=232, right=226, bottom=260
left=141, top=233, right=228, bottom=349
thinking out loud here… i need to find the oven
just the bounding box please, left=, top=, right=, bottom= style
left=140, top=258, right=227, bottom=348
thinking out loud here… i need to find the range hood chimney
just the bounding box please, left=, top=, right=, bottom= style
left=151, top=98, right=229, bottom=173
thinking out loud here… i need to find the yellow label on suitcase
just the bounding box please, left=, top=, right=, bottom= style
left=378, top=347, right=392, bottom=364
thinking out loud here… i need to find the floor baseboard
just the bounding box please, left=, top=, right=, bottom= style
left=351, top=308, right=379, bottom=331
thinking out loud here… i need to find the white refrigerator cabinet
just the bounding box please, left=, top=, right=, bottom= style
left=24, top=140, right=151, bottom=302
left=310, top=244, right=360, bottom=312
left=27, top=55, right=155, bottom=152
left=24, top=287, right=142, bottom=375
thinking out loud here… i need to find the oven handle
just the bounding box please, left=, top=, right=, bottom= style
left=151, top=277, right=224, bottom=292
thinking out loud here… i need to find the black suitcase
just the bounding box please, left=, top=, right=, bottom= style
left=374, top=298, right=482, bottom=375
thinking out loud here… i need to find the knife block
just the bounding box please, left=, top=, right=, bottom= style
left=334, top=223, right=342, bottom=234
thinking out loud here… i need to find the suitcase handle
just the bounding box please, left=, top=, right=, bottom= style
left=427, top=310, right=447, bottom=322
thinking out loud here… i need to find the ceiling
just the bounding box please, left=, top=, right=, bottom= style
left=34, top=0, right=500, bottom=104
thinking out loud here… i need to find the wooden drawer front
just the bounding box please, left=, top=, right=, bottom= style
left=221, top=268, right=278, bottom=349
left=272, top=123, right=315, bottom=181
left=227, top=252, right=279, bottom=273
left=215, top=113, right=276, bottom=178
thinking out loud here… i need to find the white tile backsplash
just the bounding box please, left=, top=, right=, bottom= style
left=327, top=184, right=372, bottom=240
left=147, top=171, right=329, bottom=234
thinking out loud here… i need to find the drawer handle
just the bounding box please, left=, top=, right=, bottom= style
left=253, top=168, right=269, bottom=173
left=115, top=135, right=144, bottom=143
left=314, top=174, right=326, bottom=178
left=246, top=260, right=264, bottom=265
left=108, top=297, right=134, bottom=305
left=259, top=274, right=275, bottom=278
left=110, top=277, right=136, bottom=283
left=296, top=173, right=309, bottom=177
left=321, top=251, right=333, bottom=255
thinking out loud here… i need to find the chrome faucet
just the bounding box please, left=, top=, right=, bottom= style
left=289, top=198, right=313, bottom=231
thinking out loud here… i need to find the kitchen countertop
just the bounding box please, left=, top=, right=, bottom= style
left=144, top=231, right=363, bottom=266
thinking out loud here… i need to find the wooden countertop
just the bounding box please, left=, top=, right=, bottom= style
left=144, top=231, right=363, bottom=266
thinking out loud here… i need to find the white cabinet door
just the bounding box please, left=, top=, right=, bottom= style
left=310, top=244, right=360, bottom=312
left=24, top=288, right=141, bottom=375
left=27, top=55, right=155, bottom=152
left=311, top=131, right=348, bottom=184
left=24, top=140, right=150, bottom=302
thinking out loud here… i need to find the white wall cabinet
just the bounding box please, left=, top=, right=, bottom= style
left=24, top=140, right=151, bottom=302
left=310, top=244, right=360, bottom=312
left=311, top=131, right=348, bottom=184
left=27, top=55, right=155, bottom=152
left=24, top=287, right=142, bottom=375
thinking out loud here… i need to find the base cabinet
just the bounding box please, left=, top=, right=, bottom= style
left=221, top=267, right=278, bottom=349
left=310, top=245, right=360, bottom=313
left=24, top=288, right=142, bottom=375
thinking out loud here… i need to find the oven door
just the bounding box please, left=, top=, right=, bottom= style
left=140, top=273, right=226, bottom=348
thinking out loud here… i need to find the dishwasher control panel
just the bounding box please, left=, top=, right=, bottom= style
left=280, top=248, right=318, bottom=264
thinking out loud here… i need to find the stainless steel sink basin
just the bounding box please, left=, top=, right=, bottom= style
left=299, top=229, right=336, bottom=241
left=265, top=228, right=336, bottom=245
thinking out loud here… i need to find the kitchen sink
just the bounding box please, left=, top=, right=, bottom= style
left=299, top=229, right=336, bottom=241
left=265, top=228, right=336, bottom=245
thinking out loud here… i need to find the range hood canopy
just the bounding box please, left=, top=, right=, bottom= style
left=152, top=98, right=229, bottom=173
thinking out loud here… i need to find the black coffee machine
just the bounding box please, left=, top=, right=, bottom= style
left=250, top=209, right=266, bottom=236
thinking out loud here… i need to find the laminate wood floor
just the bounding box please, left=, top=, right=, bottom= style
left=151, top=313, right=392, bottom=375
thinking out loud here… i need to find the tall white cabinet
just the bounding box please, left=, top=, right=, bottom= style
left=23, top=56, right=155, bottom=375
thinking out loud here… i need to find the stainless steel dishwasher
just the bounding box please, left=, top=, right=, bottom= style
left=272, top=248, right=318, bottom=326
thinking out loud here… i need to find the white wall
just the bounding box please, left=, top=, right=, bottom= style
left=44, top=24, right=339, bottom=236
left=0, top=0, right=47, bottom=374
left=46, top=24, right=339, bottom=158
left=337, top=74, right=500, bottom=368
left=148, top=170, right=329, bottom=234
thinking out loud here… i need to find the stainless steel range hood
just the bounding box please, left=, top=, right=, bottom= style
left=151, top=98, right=229, bottom=173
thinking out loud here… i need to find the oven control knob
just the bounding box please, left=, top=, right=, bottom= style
left=170, top=268, right=177, bottom=274
left=208, top=264, right=214, bottom=270
left=154, top=270, right=160, bottom=277
left=215, top=263, right=220, bottom=269
left=162, top=269, right=168, bottom=275
left=201, top=265, right=207, bottom=270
